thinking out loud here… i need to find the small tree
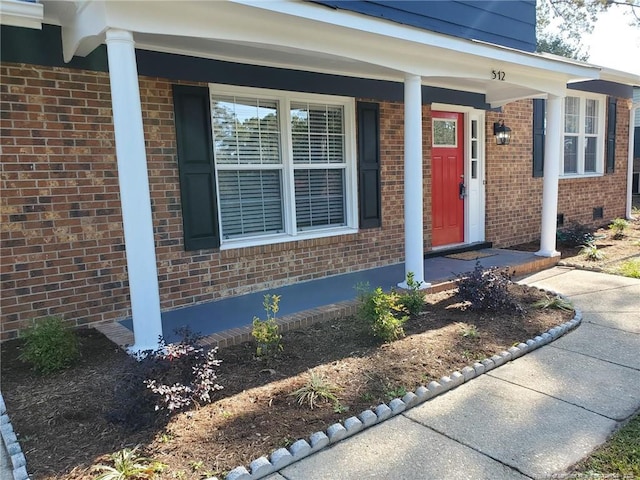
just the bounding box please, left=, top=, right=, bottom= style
left=252, top=294, right=283, bottom=359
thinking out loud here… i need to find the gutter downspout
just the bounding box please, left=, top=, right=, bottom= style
left=627, top=101, right=640, bottom=220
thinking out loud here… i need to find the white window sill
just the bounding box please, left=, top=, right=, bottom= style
left=219, top=226, right=360, bottom=251
left=560, top=173, right=604, bottom=180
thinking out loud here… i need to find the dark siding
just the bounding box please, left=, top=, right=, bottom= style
left=569, top=80, right=633, bottom=99
left=312, top=0, right=536, bottom=52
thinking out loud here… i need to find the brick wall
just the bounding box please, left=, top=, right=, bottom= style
left=1, top=65, right=129, bottom=339
left=1, top=65, right=408, bottom=340
left=485, top=98, right=630, bottom=247
left=0, top=62, right=632, bottom=339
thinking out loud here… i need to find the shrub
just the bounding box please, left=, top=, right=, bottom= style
left=358, top=286, right=408, bottom=341
left=107, top=329, right=222, bottom=430
left=252, top=294, right=283, bottom=359
left=581, top=244, right=605, bottom=261
left=557, top=223, right=595, bottom=248
left=19, top=316, right=79, bottom=375
left=290, top=371, right=339, bottom=410
left=609, top=218, right=630, bottom=239
left=398, top=271, right=425, bottom=316
left=619, top=259, right=640, bottom=278
left=456, top=261, right=524, bottom=314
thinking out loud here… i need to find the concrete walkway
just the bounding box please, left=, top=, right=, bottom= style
left=264, top=267, right=640, bottom=480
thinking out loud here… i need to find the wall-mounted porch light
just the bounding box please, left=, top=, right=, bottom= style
left=493, top=120, right=512, bottom=145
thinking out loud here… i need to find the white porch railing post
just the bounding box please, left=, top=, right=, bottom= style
left=105, top=29, right=163, bottom=352
left=400, top=73, right=429, bottom=288
left=536, top=93, right=563, bottom=258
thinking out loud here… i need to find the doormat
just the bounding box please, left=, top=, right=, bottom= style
left=445, top=251, right=496, bottom=261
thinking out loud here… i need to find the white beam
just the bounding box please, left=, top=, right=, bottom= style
left=536, top=94, right=563, bottom=258
left=0, top=0, right=43, bottom=29
left=400, top=74, right=428, bottom=289
left=105, top=29, right=163, bottom=353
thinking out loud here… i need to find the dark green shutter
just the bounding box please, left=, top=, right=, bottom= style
left=172, top=85, right=220, bottom=250
left=532, top=98, right=545, bottom=178
left=357, top=102, right=381, bottom=229
left=606, top=96, right=617, bottom=174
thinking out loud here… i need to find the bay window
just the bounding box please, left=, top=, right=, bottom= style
left=210, top=85, right=356, bottom=246
left=562, top=93, right=605, bottom=176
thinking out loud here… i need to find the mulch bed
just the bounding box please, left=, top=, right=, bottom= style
left=1, top=284, right=573, bottom=480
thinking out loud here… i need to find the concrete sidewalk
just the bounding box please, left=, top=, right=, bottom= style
left=265, top=267, right=640, bottom=480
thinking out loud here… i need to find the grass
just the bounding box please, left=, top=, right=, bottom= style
left=576, top=413, right=640, bottom=477
left=618, top=258, right=640, bottom=278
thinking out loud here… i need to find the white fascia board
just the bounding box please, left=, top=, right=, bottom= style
left=596, top=67, right=640, bottom=87
left=232, top=0, right=599, bottom=80
left=0, top=0, right=44, bottom=30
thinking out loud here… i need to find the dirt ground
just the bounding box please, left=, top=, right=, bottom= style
left=509, top=215, right=640, bottom=273
left=2, top=284, right=574, bottom=480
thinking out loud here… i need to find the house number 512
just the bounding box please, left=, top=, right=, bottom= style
left=492, top=70, right=506, bottom=81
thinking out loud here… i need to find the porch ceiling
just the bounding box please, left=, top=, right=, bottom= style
left=40, top=0, right=606, bottom=106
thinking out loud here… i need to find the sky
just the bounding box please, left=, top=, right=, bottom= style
left=582, top=5, right=640, bottom=75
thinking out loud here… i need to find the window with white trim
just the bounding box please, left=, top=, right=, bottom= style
left=210, top=85, right=357, bottom=246
left=562, top=93, right=605, bottom=176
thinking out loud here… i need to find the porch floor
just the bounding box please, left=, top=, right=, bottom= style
left=98, top=248, right=559, bottom=349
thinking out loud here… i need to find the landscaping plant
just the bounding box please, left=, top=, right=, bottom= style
left=556, top=223, right=595, bottom=247
left=580, top=244, right=605, bottom=261
left=532, top=294, right=574, bottom=311
left=19, top=315, right=79, bottom=375
left=93, top=446, right=165, bottom=480
left=290, top=371, right=340, bottom=410
left=357, top=286, right=408, bottom=342
left=609, top=217, right=630, bottom=239
left=456, top=261, right=524, bottom=314
left=107, top=329, right=222, bottom=430
left=398, top=271, right=425, bottom=316
left=252, top=294, right=283, bottom=359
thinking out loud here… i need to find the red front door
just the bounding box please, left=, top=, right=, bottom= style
left=431, top=111, right=464, bottom=247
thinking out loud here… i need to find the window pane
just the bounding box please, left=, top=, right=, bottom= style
left=564, top=97, right=580, bottom=134
left=212, top=96, right=280, bottom=165
left=564, top=136, right=578, bottom=173
left=584, top=137, right=597, bottom=172
left=584, top=99, right=598, bottom=135
left=433, top=119, right=456, bottom=146
left=291, top=103, right=344, bottom=164
left=294, top=169, right=345, bottom=230
left=218, top=170, right=283, bottom=238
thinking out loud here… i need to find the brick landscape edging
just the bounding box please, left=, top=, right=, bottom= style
left=217, top=289, right=582, bottom=480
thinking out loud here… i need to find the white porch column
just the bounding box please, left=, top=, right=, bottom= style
left=400, top=73, right=428, bottom=288
left=536, top=94, right=563, bottom=258
left=106, top=29, right=163, bottom=352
